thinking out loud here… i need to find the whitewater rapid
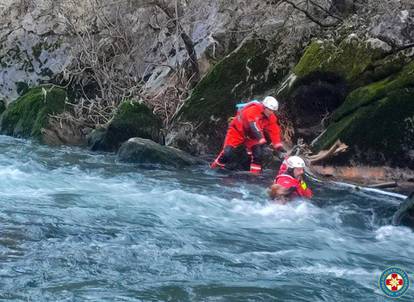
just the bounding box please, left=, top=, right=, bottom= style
left=0, top=135, right=412, bottom=301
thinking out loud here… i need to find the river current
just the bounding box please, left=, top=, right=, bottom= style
left=0, top=135, right=412, bottom=301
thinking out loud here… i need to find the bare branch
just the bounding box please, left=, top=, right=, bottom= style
left=280, top=0, right=341, bottom=27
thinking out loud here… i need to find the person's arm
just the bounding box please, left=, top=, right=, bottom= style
left=265, top=114, right=283, bottom=150
left=244, top=106, right=265, bottom=142
left=268, top=184, right=291, bottom=199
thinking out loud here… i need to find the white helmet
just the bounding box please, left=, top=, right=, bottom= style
left=286, top=156, right=306, bottom=169
left=262, top=96, right=279, bottom=111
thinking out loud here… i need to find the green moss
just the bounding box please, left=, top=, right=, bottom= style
left=332, top=60, right=414, bottom=121
left=314, top=87, right=414, bottom=163
left=363, top=52, right=407, bottom=83
left=96, top=101, right=162, bottom=151
left=313, top=110, right=357, bottom=150
left=0, top=86, right=67, bottom=140
left=293, top=41, right=334, bottom=77
left=179, top=39, right=276, bottom=126
left=293, top=37, right=386, bottom=89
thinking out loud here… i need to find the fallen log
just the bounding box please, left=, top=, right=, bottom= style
left=367, top=181, right=398, bottom=189
left=307, top=140, right=348, bottom=164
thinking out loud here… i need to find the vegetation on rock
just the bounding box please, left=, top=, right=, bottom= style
left=89, top=101, right=162, bottom=152
left=0, top=86, right=67, bottom=141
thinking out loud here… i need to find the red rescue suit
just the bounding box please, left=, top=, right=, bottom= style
left=274, top=174, right=313, bottom=199
left=212, top=102, right=282, bottom=173
left=272, top=157, right=313, bottom=198
left=225, top=102, right=282, bottom=149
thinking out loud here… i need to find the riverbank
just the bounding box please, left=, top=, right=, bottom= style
left=311, top=165, right=414, bottom=195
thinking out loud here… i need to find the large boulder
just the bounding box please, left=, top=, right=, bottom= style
left=278, top=35, right=411, bottom=139
left=291, top=36, right=392, bottom=89
left=0, top=86, right=67, bottom=142
left=313, top=61, right=414, bottom=167
left=89, top=101, right=162, bottom=152
left=118, top=137, right=204, bottom=167
left=169, top=39, right=285, bottom=155
left=392, top=192, right=414, bottom=229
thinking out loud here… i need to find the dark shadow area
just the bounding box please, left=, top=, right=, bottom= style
left=287, top=71, right=348, bottom=141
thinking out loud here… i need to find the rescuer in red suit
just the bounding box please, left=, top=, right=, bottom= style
left=210, top=96, right=285, bottom=174
left=268, top=155, right=313, bottom=202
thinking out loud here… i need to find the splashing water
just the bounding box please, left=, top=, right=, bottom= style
left=0, top=135, right=412, bottom=301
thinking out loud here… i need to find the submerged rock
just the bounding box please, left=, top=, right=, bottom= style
left=392, top=192, right=414, bottom=229
left=89, top=101, right=162, bottom=152
left=118, top=137, right=204, bottom=167
left=0, top=86, right=67, bottom=142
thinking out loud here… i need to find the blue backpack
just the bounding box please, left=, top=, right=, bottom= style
left=235, top=100, right=260, bottom=112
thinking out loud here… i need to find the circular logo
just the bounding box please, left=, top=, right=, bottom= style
left=379, top=267, right=410, bottom=298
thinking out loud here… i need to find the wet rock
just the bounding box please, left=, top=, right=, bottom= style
left=0, top=86, right=67, bottom=142
left=0, top=100, right=5, bottom=116
left=89, top=101, right=162, bottom=152
left=392, top=192, right=414, bottom=229
left=87, top=128, right=107, bottom=151
left=291, top=36, right=388, bottom=89
left=171, top=39, right=284, bottom=155
left=313, top=61, right=414, bottom=167
left=117, top=137, right=204, bottom=167
left=41, top=117, right=87, bottom=146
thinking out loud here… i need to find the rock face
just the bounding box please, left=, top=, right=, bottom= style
left=0, top=86, right=67, bottom=142
left=89, top=101, right=162, bottom=152
left=277, top=9, right=414, bottom=167
left=0, top=100, right=5, bottom=116
left=169, top=38, right=288, bottom=155
left=0, top=1, right=73, bottom=102
left=312, top=59, right=414, bottom=167
left=118, top=137, right=203, bottom=167
left=0, top=0, right=413, bottom=170
left=392, top=192, right=414, bottom=229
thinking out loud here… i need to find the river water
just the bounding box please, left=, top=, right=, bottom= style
left=0, top=135, right=412, bottom=301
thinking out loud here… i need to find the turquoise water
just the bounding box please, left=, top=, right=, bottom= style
left=0, top=135, right=412, bottom=301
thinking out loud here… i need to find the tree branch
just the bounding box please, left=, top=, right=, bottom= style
left=281, top=0, right=341, bottom=27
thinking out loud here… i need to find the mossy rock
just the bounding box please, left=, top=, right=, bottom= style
left=392, top=193, right=414, bottom=229
left=90, top=101, right=162, bottom=152
left=180, top=39, right=275, bottom=122
left=331, top=60, right=414, bottom=122
left=0, top=86, right=67, bottom=141
left=176, top=39, right=281, bottom=153
left=87, top=128, right=107, bottom=151
left=293, top=36, right=387, bottom=89
left=118, top=137, right=204, bottom=167
left=279, top=36, right=399, bottom=142
left=314, top=87, right=414, bottom=166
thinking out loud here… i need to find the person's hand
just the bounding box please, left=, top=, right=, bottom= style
left=272, top=143, right=287, bottom=159
left=258, top=138, right=267, bottom=145
left=272, top=143, right=288, bottom=153
left=272, top=143, right=283, bottom=150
